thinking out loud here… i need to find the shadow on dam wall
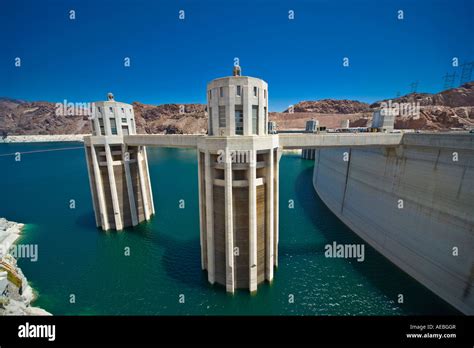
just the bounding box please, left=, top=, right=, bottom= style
left=294, top=163, right=460, bottom=314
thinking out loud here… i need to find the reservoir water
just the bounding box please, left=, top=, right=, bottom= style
left=0, top=142, right=458, bottom=315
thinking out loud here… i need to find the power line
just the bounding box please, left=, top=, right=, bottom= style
left=0, top=146, right=83, bottom=157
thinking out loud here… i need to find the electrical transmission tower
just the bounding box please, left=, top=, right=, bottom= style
left=460, top=61, right=474, bottom=84
left=409, top=81, right=418, bottom=93
left=443, top=72, right=456, bottom=90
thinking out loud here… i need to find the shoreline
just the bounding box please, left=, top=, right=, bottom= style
left=0, top=134, right=87, bottom=143
left=0, top=218, right=51, bottom=315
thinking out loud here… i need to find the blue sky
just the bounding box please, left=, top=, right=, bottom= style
left=1, top=0, right=473, bottom=111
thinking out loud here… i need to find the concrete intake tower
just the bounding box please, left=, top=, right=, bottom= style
left=84, top=93, right=154, bottom=230
left=197, top=67, right=280, bottom=293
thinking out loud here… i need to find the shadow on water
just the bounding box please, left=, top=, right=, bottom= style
left=294, top=164, right=460, bottom=315
left=126, top=223, right=208, bottom=290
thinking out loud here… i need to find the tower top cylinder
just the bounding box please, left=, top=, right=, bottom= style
left=206, top=66, right=269, bottom=137
left=91, top=94, right=137, bottom=136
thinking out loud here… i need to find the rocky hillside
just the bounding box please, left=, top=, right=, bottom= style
left=0, top=98, right=90, bottom=135
left=283, top=99, right=370, bottom=114
left=132, top=102, right=207, bottom=134
left=368, top=82, right=474, bottom=130
left=0, top=99, right=207, bottom=136
left=1, top=82, right=473, bottom=135
left=271, top=82, right=474, bottom=131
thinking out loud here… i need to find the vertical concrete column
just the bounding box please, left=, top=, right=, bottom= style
left=90, top=145, right=109, bottom=230
left=105, top=143, right=123, bottom=230
left=205, top=151, right=215, bottom=284
left=274, top=148, right=280, bottom=267
left=197, top=150, right=206, bottom=270
left=84, top=145, right=100, bottom=227
left=142, top=146, right=155, bottom=215
left=224, top=149, right=235, bottom=292
left=115, top=105, right=122, bottom=136
left=103, top=111, right=111, bottom=136
left=137, top=146, right=151, bottom=220
left=265, top=148, right=274, bottom=281
left=122, top=144, right=138, bottom=226
left=248, top=149, right=258, bottom=292
left=93, top=114, right=101, bottom=136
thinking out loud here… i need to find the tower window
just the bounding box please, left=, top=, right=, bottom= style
left=236, top=86, right=241, bottom=96
left=110, top=118, right=117, bottom=135
left=209, top=90, right=212, bottom=100
left=252, top=105, right=258, bottom=134
left=208, top=107, right=213, bottom=135
left=235, top=106, right=243, bottom=135
left=121, top=108, right=124, bottom=113
left=264, top=90, right=266, bottom=99
left=220, top=87, right=224, bottom=98
left=264, top=106, right=267, bottom=129
left=218, top=106, right=226, bottom=127
left=109, top=107, right=113, bottom=113
left=253, top=87, right=258, bottom=97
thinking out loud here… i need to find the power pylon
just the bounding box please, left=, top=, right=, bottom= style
left=409, top=81, right=418, bottom=94
left=460, top=61, right=474, bottom=84
left=443, top=72, right=456, bottom=90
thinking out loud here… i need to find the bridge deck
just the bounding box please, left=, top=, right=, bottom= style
left=278, top=133, right=403, bottom=149
left=124, top=134, right=201, bottom=148
left=121, top=133, right=405, bottom=149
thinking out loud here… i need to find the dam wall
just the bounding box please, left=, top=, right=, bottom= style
left=312, top=133, right=474, bottom=314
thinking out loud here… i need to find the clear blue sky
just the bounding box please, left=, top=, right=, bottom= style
left=1, top=0, right=473, bottom=111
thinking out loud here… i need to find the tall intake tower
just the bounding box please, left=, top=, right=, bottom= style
left=197, top=67, right=281, bottom=293
left=84, top=93, right=154, bottom=230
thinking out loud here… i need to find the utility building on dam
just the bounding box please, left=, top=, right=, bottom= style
left=83, top=67, right=473, bottom=313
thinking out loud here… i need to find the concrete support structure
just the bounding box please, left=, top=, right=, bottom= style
left=84, top=94, right=154, bottom=231
left=204, top=150, right=215, bottom=284
left=340, top=119, right=350, bottom=129
left=198, top=67, right=280, bottom=293
left=371, top=109, right=395, bottom=132
left=302, top=119, right=318, bottom=160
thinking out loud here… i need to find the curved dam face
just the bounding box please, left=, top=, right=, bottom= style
left=312, top=133, right=474, bottom=315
